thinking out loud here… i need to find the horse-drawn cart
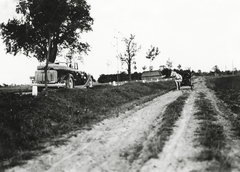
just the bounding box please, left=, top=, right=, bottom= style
left=180, top=70, right=194, bottom=90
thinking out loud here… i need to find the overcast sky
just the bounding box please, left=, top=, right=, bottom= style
left=1, top=0, right=240, bottom=84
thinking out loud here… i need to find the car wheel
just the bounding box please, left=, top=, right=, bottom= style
left=89, top=78, right=93, bottom=88
left=86, top=77, right=93, bottom=88
left=66, top=77, right=74, bottom=89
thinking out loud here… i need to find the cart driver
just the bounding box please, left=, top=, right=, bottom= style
left=170, top=71, right=182, bottom=90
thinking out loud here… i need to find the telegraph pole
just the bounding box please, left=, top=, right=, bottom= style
left=114, top=31, right=121, bottom=86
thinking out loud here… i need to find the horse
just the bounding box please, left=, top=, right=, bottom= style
left=170, top=71, right=182, bottom=90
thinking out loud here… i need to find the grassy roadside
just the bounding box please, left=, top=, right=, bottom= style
left=205, top=76, right=240, bottom=137
left=0, top=81, right=175, bottom=170
left=0, top=85, right=32, bottom=93
left=193, top=92, right=231, bottom=171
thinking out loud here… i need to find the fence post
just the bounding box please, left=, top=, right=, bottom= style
left=32, top=85, right=38, bottom=96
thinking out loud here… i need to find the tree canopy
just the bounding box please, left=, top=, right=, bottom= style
left=0, top=0, right=93, bottom=63
left=146, top=46, right=160, bottom=62
left=146, top=45, right=160, bottom=71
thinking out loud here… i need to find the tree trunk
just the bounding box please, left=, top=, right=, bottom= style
left=44, top=29, right=52, bottom=96
left=49, top=40, right=57, bottom=63
left=128, top=63, right=131, bottom=81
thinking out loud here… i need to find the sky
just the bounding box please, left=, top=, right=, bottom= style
left=1, top=0, right=240, bottom=84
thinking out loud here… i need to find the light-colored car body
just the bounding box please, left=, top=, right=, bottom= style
left=33, top=62, right=93, bottom=91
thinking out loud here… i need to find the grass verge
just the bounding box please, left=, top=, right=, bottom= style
left=205, top=76, right=240, bottom=137
left=0, top=80, right=175, bottom=170
left=194, top=92, right=231, bottom=171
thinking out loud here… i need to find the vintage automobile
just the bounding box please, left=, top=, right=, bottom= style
left=33, top=62, right=93, bottom=91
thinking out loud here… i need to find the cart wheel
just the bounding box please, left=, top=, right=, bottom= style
left=66, top=77, right=74, bottom=89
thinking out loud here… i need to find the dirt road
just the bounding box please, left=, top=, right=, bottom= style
left=6, top=77, right=240, bottom=172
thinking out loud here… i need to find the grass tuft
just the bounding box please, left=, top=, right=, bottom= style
left=156, top=93, right=190, bottom=153
left=138, top=92, right=190, bottom=162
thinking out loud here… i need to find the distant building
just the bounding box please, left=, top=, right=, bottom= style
left=141, top=70, right=164, bottom=81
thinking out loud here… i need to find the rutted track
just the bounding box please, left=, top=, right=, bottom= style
left=141, top=82, right=200, bottom=172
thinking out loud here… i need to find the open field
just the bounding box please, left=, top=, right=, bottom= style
left=2, top=76, right=240, bottom=172
left=205, top=76, right=240, bottom=114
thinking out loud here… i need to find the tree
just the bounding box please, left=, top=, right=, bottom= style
left=212, top=65, right=221, bottom=76
left=159, top=65, right=166, bottom=71
left=118, top=34, right=141, bottom=81
left=65, top=48, right=83, bottom=64
left=1, top=0, right=93, bottom=95
left=161, top=68, right=172, bottom=78
left=166, top=58, right=173, bottom=69
left=177, top=64, right=181, bottom=70
left=146, top=45, right=160, bottom=70
left=0, top=0, right=93, bottom=63
left=149, top=65, right=153, bottom=71
left=166, top=58, right=173, bottom=77
left=197, top=69, right=202, bottom=76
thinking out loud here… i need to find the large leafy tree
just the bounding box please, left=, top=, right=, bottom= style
left=118, top=34, right=141, bottom=81
left=0, top=0, right=94, bottom=63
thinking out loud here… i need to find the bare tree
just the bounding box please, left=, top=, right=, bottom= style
left=118, top=34, right=141, bottom=81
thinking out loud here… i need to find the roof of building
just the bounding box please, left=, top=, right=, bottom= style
left=142, top=70, right=162, bottom=77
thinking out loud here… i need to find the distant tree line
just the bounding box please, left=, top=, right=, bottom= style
left=199, top=70, right=239, bottom=76
left=98, top=72, right=142, bottom=83
left=97, top=67, right=240, bottom=84
left=194, top=65, right=239, bottom=76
